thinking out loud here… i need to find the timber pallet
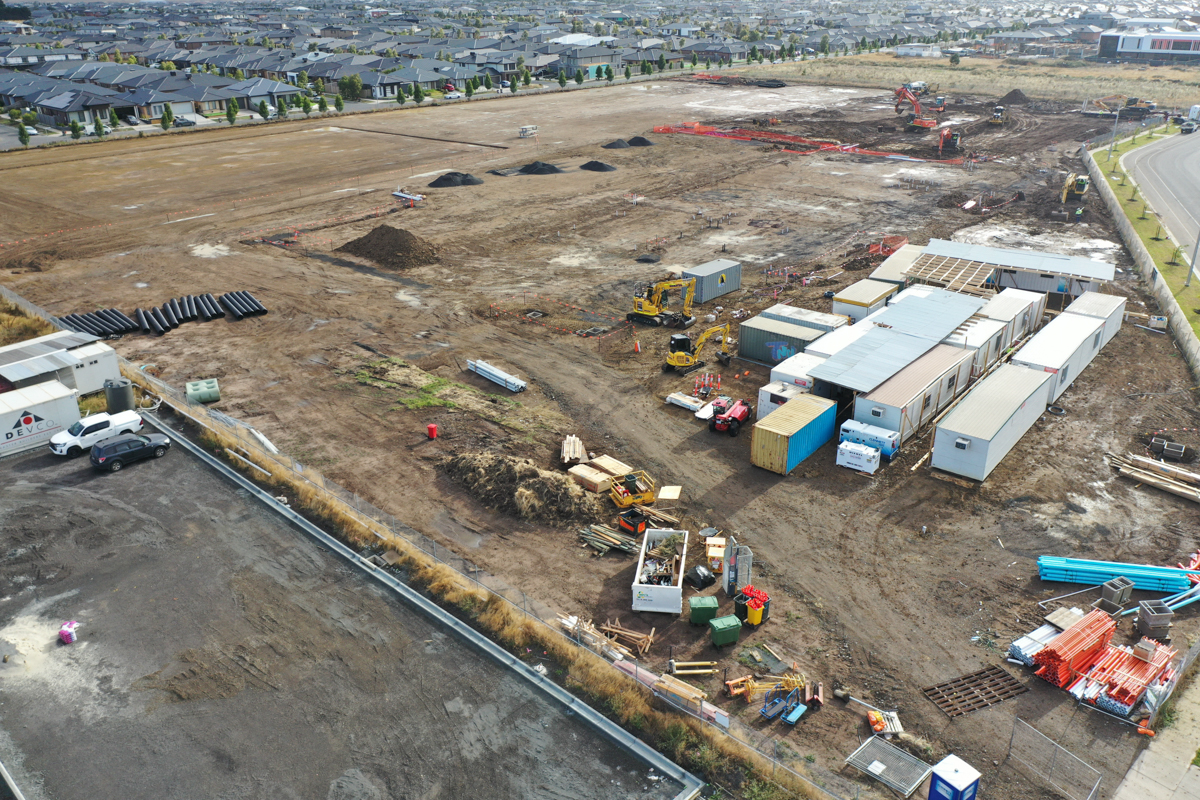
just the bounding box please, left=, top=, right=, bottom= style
left=922, top=665, right=1027, bottom=718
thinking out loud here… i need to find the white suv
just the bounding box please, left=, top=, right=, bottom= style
left=49, top=410, right=144, bottom=456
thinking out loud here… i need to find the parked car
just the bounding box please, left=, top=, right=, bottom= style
left=50, top=410, right=144, bottom=456
left=22, top=125, right=37, bottom=135
left=444, top=91, right=464, bottom=99
left=1181, top=122, right=1197, bottom=135
left=126, top=115, right=141, bottom=126
left=86, top=124, right=111, bottom=136
left=90, top=433, right=171, bottom=472
left=500, top=80, right=511, bottom=87
left=173, top=117, right=196, bottom=127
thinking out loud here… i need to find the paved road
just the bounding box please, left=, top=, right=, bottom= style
left=1123, top=129, right=1200, bottom=278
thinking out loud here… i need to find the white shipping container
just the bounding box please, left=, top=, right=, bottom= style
left=757, top=381, right=805, bottom=419
left=836, top=441, right=880, bottom=474
left=0, top=380, right=80, bottom=458
left=769, top=352, right=827, bottom=390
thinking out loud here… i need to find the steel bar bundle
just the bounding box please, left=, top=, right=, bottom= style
left=1038, top=556, right=1197, bottom=593
left=1109, top=452, right=1200, bottom=504
left=1033, top=609, right=1117, bottom=687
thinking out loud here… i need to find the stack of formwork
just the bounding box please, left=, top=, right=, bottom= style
left=1033, top=609, right=1116, bottom=687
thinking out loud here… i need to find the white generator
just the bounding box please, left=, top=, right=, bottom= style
left=837, top=441, right=880, bottom=474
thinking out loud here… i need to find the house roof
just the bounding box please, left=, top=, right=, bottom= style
left=938, top=364, right=1053, bottom=441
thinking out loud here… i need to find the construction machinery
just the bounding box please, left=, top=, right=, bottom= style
left=926, top=95, right=948, bottom=113
left=894, top=86, right=938, bottom=130
left=1083, top=95, right=1158, bottom=119
left=903, top=81, right=937, bottom=96
left=709, top=398, right=752, bottom=437
left=664, top=322, right=731, bottom=373
left=628, top=277, right=696, bottom=328
left=1061, top=172, right=1090, bottom=203
left=936, top=127, right=961, bottom=155
left=989, top=105, right=1010, bottom=125
left=609, top=470, right=657, bottom=509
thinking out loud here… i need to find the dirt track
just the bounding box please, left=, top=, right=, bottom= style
left=3, top=78, right=1197, bottom=799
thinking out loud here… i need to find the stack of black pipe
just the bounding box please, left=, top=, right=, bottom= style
left=61, top=292, right=266, bottom=337
left=60, top=309, right=139, bottom=337
left=217, top=291, right=267, bottom=321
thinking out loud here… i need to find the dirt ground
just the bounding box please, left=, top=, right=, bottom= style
left=0, top=444, right=682, bottom=800
left=3, top=78, right=1198, bottom=799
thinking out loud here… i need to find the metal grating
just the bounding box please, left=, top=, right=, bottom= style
left=845, top=736, right=933, bottom=797
left=923, top=664, right=1028, bottom=717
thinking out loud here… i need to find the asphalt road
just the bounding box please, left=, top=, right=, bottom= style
left=1123, top=128, right=1200, bottom=276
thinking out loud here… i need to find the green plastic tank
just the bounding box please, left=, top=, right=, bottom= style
left=185, top=379, right=221, bottom=404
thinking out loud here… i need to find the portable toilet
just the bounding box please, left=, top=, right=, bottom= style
left=929, top=754, right=980, bottom=800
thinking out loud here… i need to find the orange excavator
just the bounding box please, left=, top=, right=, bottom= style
left=937, top=127, right=961, bottom=155
left=894, top=86, right=938, bottom=131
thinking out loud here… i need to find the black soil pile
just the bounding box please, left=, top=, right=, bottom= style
left=336, top=225, right=438, bottom=270
left=602, top=139, right=631, bottom=149
left=937, top=192, right=970, bottom=209
left=636, top=253, right=660, bottom=263
left=443, top=452, right=603, bottom=523
left=755, top=79, right=787, bottom=88
left=999, top=89, right=1030, bottom=105
left=627, top=136, right=655, bottom=147
left=428, top=171, right=484, bottom=187
left=517, top=161, right=564, bottom=175
left=580, top=161, right=617, bottom=172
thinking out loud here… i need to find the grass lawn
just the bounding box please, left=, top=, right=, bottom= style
left=1093, top=125, right=1200, bottom=338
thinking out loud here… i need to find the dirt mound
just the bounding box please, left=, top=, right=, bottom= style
left=428, top=171, right=484, bottom=188
left=443, top=452, right=603, bottom=523
left=627, top=136, right=655, bottom=147
left=810, top=108, right=845, bottom=118
left=635, top=253, right=660, bottom=263
left=336, top=225, right=438, bottom=271
left=580, top=161, right=617, bottom=172
left=999, top=89, right=1030, bottom=105
left=517, top=161, right=564, bottom=175
left=937, top=192, right=970, bottom=208
left=602, top=139, right=631, bottom=149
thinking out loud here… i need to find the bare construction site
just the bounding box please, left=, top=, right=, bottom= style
left=2, top=76, right=1198, bottom=800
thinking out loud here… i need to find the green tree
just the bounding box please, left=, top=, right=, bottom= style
left=258, top=100, right=270, bottom=119
left=820, top=34, right=830, bottom=54
left=234, top=69, right=244, bottom=80
left=483, top=74, right=492, bottom=90
left=314, top=78, right=324, bottom=95
left=412, top=83, right=424, bottom=103
left=160, top=112, right=171, bottom=130
left=109, top=108, right=119, bottom=127
left=465, top=83, right=473, bottom=99
left=690, top=53, right=697, bottom=67
left=300, top=96, right=312, bottom=115
left=949, top=53, right=961, bottom=66
left=657, top=52, right=666, bottom=71
left=704, top=57, right=711, bottom=68
left=605, top=64, right=614, bottom=82
left=522, top=69, right=530, bottom=86
left=20, top=110, right=35, bottom=127
left=510, top=76, right=518, bottom=93
left=624, top=65, right=632, bottom=80
left=574, top=68, right=584, bottom=85
left=317, top=95, right=328, bottom=113
left=749, top=44, right=759, bottom=61
left=396, top=85, right=406, bottom=104
left=334, top=94, right=344, bottom=112
left=558, top=68, right=567, bottom=88
left=93, top=118, right=105, bottom=137
left=17, top=125, right=29, bottom=147
left=226, top=97, right=239, bottom=124
left=161, top=60, right=176, bottom=71
left=70, top=119, right=81, bottom=139
left=337, top=73, right=362, bottom=101
left=298, top=70, right=308, bottom=89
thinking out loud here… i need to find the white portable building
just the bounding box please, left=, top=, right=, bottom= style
left=757, top=380, right=806, bottom=419
left=978, top=288, right=1047, bottom=348
left=0, top=380, right=81, bottom=458
left=803, top=321, right=877, bottom=360
left=1010, top=312, right=1107, bottom=402
left=760, top=304, right=848, bottom=333
left=932, top=364, right=1055, bottom=481
left=62, top=341, right=120, bottom=394
left=831, top=280, right=897, bottom=322
left=769, top=352, right=827, bottom=391
left=869, top=244, right=922, bottom=287
left=853, top=344, right=974, bottom=442
left=0, top=330, right=117, bottom=395
left=1063, top=291, right=1126, bottom=349
left=942, top=317, right=1009, bottom=376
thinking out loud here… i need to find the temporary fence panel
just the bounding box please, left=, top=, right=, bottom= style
left=750, top=395, right=837, bottom=475
left=1004, top=717, right=1101, bottom=800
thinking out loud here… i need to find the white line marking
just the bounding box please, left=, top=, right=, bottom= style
left=163, top=213, right=216, bottom=224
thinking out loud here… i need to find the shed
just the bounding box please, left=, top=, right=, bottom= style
left=1064, top=291, right=1126, bottom=348
left=757, top=380, right=806, bottom=419
left=978, top=288, right=1047, bottom=347
left=869, top=243, right=922, bottom=287
left=683, top=258, right=741, bottom=303
left=750, top=395, right=837, bottom=475
left=932, top=364, right=1054, bottom=481
left=1010, top=312, right=1107, bottom=402
left=770, top=352, right=827, bottom=390
left=853, top=345, right=973, bottom=442
left=831, top=279, right=897, bottom=322
left=737, top=316, right=824, bottom=365
left=760, top=304, right=848, bottom=333
left=942, top=317, right=1009, bottom=376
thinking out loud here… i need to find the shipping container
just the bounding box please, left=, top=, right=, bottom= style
left=632, top=528, right=689, bottom=613
left=839, top=419, right=900, bottom=459
left=1064, top=291, right=1126, bottom=349
left=757, top=380, right=806, bottom=419
left=769, top=352, right=827, bottom=390
left=853, top=344, right=973, bottom=442
left=759, top=304, right=848, bottom=333
left=831, top=279, right=897, bottom=322
left=682, top=258, right=741, bottom=303
left=837, top=441, right=880, bottom=474
left=0, top=380, right=80, bottom=458
left=750, top=395, right=837, bottom=475
left=978, top=287, right=1046, bottom=347
left=942, top=317, right=1008, bottom=376
left=932, top=364, right=1054, bottom=481
left=1010, top=312, right=1107, bottom=402
left=737, top=316, right=824, bottom=365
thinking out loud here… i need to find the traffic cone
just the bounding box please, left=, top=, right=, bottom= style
left=717, top=374, right=722, bottom=390
left=693, top=377, right=700, bottom=397
left=634, top=340, right=641, bottom=353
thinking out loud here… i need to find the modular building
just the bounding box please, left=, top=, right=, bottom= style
left=978, top=288, right=1047, bottom=348
left=750, top=394, right=837, bottom=475
left=737, top=316, right=824, bottom=365
left=853, top=344, right=974, bottom=442
left=1010, top=312, right=1107, bottom=402
left=1064, top=291, right=1126, bottom=349
left=759, top=304, right=848, bottom=334
left=932, top=364, right=1054, bottom=481
left=803, top=321, right=877, bottom=360
left=682, top=258, right=741, bottom=303
left=769, top=352, right=827, bottom=390
left=905, top=239, right=1114, bottom=298
left=0, top=379, right=80, bottom=458
left=0, top=330, right=116, bottom=395
left=869, top=244, right=922, bottom=288
left=757, top=380, right=806, bottom=419
left=831, top=279, right=898, bottom=322
left=942, top=317, right=1009, bottom=376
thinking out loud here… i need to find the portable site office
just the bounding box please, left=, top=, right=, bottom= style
left=737, top=316, right=824, bottom=365
left=1063, top=291, right=1126, bottom=349
left=853, top=344, right=973, bottom=443
left=932, top=364, right=1055, bottom=481
left=977, top=287, right=1047, bottom=348
left=759, top=304, right=848, bottom=334
left=831, top=279, right=898, bottom=322
left=682, top=259, right=741, bottom=303
left=769, top=352, right=828, bottom=390
left=1010, top=312, right=1107, bottom=402
left=942, top=316, right=1009, bottom=377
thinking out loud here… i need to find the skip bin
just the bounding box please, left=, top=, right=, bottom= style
left=689, top=596, right=719, bottom=625
left=709, top=615, right=742, bottom=647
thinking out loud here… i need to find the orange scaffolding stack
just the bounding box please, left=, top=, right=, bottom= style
left=1033, top=609, right=1116, bottom=687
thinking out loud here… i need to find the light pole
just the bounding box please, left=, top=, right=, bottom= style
left=1187, top=227, right=1199, bottom=288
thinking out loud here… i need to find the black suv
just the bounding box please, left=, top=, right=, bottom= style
left=90, top=433, right=172, bottom=472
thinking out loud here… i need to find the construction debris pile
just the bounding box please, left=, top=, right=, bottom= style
left=60, top=291, right=266, bottom=337
left=336, top=224, right=439, bottom=270
left=443, top=451, right=603, bottom=523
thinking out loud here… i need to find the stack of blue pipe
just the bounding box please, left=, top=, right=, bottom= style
left=1038, top=556, right=1196, bottom=593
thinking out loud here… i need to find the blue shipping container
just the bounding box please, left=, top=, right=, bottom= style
left=750, top=395, right=837, bottom=475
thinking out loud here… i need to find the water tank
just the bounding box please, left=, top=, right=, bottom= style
left=104, top=378, right=136, bottom=413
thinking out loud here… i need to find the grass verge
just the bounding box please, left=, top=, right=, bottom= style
left=0, top=297, right=56, bottom=347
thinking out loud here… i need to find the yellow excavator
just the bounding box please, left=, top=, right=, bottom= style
left=663, top=322, right=732, bottom=374
left=1061, top=173, right=1090, bottom=203
left=628, top=277, right=696, bottom=328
